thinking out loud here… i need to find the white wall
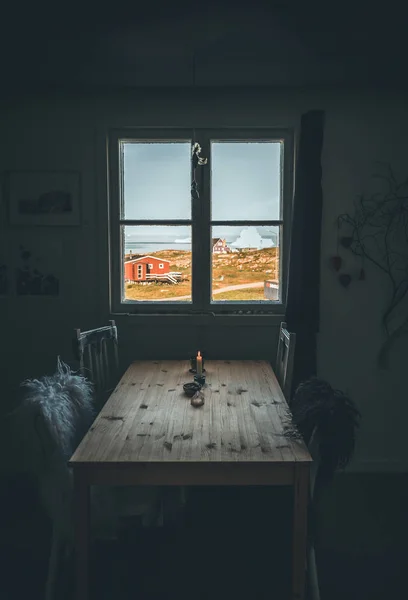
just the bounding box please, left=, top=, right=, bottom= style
left=1, top=88, right=407, bottom=471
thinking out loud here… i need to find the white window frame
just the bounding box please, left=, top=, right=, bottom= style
left=148, top=263, right=153, bottom=269
left=108, top=127, right=294, bottom=316
left=159, top=263, right=164, bottom=269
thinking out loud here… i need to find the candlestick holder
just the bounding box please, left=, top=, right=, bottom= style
left=194, top=374, right=206, bottom=387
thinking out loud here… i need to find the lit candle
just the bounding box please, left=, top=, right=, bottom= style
left=196, top=351, right=203, bottom=376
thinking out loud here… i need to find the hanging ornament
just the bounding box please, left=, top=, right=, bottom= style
left=339, top=273, right=352, bottom=288
left=330, top=256, right=342, bottom=271
left=192, top=142, right=207, bottom=168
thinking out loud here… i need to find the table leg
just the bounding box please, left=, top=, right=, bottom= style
left=292, top=464, right=309, bottom=600
left=74, top=469, right=90, bottom=600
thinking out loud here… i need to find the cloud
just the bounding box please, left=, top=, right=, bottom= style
left=174, top=237, right=192, bottom=244
left=231, top=227, right=275, bottom=249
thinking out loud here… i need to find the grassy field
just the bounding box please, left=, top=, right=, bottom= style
left=124, top=247, right=279, bottom=301
left=214, top=288, right=265, bottom=301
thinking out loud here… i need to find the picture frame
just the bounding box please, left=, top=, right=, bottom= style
left=7, top=170, right=81, bottom=226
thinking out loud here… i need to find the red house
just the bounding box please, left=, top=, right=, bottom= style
left=124, top=255, right=170, bottom=282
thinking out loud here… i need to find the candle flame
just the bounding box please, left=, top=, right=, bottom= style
left=197, top=351, right=201, bottom=358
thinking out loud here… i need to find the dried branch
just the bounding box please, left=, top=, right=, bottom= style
left=337, top=163, right=408, bottom=367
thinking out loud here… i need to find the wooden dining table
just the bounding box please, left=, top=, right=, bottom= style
left=69, top=359, right=312, bottom=600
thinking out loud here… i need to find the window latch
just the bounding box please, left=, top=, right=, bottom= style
left=191, top=142, right=207, bottom=200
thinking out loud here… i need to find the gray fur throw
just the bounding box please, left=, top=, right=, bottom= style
left=17, top=358, right=161, bottom=540
left=291, top=376, right=361, bottom=481
left=21, top=357, right=95, bottom=461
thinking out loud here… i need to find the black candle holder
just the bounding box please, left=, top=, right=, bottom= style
left=194, top=374, right=206, bottom=387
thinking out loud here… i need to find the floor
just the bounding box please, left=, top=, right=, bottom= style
left=315, top=473, right=407, bottom=600
left=0, top=474, right=406, bottom=599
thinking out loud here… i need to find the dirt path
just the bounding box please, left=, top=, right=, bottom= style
left=213, top=281, right=266, bottom=293
left=166, top=280, right=267, bottom=301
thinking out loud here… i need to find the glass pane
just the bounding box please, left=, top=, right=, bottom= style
left=122, top=142, right=191, bottom=220
left=211, top=226, right=280, bottom=302
left=123, top=225, right=191, bottom=302
left=211, top=141, right=282, bottom=221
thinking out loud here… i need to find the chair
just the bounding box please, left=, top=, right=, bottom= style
left=275, top=321, right=296, bottom=401
left=17, top=358, right=161, bottom=600
left=74, top=320, right=119, bottom=408
left=290, top=377, right=361, bottom=600
left=74, top=322, right=186, bottom=527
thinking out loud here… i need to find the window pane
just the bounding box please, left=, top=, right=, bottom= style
left=211, top=141, right=282, bottom=221
left=211, top=226, right=280, bottom=302
left=123, top=225, right=191, bottom=302
left=122, top=142, right=191, bottom=220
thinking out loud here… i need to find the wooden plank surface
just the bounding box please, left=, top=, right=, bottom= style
left=69, top=360, right=311, bottom=466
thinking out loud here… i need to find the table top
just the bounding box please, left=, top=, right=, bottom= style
left=69, top=360, right=311, bottom=466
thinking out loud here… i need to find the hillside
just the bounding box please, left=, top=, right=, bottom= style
left=124, top=247, right=279, bottom=300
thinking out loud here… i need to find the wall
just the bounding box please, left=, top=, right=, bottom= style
left=1, top=87, right=407, bottom=471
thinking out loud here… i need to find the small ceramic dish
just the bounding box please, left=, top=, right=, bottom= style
left=183, top=382, right=202, bottom=397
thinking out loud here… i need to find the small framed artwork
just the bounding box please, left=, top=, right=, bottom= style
left=7, top=170, right=81, bottom=226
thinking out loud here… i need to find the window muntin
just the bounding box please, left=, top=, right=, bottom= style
left=109, top=129, right=291, bottom=314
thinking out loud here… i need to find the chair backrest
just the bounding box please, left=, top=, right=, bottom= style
left=74, top=320, right=119, bottom=406
left=275, top=321, right=296, bottom=401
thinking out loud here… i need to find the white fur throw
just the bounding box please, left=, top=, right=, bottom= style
left=17, top=358, right=96, bottom=540
left=21, top=357, right=95, bottom=461
left=19, top=357, right=162, bottom=540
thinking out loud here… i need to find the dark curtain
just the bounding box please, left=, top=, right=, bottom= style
left=285, top=110, right=325, bottom=394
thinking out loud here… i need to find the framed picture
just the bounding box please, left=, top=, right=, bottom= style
left=7, top=170, right=81, bottom=226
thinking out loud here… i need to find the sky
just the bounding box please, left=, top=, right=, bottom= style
left=123, top=140, right=281, bottom=250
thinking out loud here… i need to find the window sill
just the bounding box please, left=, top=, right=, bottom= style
left=110, top=312, right=285, bottom=327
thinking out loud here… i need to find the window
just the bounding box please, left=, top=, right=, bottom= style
left=109, top=128, right=293, bottom=314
